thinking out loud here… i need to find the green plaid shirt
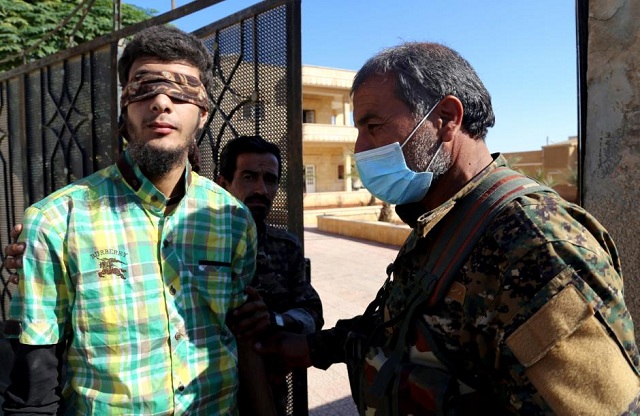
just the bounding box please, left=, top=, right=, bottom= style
left=9, top=152, right=257, bottom=415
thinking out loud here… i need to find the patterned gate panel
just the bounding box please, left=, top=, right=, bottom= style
left=195, top=2, right=302, bottom=235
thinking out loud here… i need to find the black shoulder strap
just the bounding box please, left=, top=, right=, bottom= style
left=425, top=167, right=554, bottom=306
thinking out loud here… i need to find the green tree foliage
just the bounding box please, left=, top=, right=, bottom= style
left=566, top=165, right=578, bottom=186
left=0, top=0, right=156, bottom=71
left=533, top=167, right=559, bottom=187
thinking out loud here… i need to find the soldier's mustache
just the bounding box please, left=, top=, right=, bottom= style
left=245, top=195, right=271, bottom=206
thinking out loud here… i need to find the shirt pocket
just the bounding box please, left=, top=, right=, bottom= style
left=191, top=259, right=235, bottom=317
left=73, top=266, right=135, bottom=353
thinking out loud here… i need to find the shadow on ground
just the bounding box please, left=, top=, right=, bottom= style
left=309, top=395, right=358, bottom=416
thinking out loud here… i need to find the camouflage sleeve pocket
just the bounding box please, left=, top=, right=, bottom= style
left=506, top=284, right=640, bottom=415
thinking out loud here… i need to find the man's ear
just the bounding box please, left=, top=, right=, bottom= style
left=119, top=112, right=129, bottom=140
left=435, top=95, right=463, bottom=142
left=199, top=109, right=209, bottom=129
left=216, top=175, right=229, bottom=189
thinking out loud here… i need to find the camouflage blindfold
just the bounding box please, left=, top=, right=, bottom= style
left=120, top=70, right=210, bottom=112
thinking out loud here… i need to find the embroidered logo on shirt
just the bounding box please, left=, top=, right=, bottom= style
left=97, top=257, right=127, bottom=280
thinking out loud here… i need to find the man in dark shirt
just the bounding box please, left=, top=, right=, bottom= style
left=218, top=135, right=323, bottom=415
left=218, top=136, right=323, bottom=337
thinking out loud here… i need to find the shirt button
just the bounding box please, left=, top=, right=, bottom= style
left=163, top=239, right=170, bottom=248
left=178, top=384, right=185, bottom=392
left=175, top=332, right=182, bottom=340
left=151, top=195, right=158, bottom=202
left=169, top=285, right=177, bottom=295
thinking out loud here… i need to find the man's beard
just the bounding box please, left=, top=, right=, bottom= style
left=244, top=194, right=272, bottom=226
left=127, top=140, right=188, bottom=178
left=126, top=124, right=199, bottom=179
left=405, top=128, right=452, bottom=182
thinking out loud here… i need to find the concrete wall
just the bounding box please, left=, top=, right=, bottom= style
left=302, top=190, right=380, bottom=209
left=585, top=0, right=640, bottom=335
left=317, top=215, right=411, bottom=247
left=302, top=94, right=336, bottom=124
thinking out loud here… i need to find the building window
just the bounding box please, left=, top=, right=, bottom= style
left=303, top=109, right=315, bottom=123
left=338, top=165, right=345, bottom=179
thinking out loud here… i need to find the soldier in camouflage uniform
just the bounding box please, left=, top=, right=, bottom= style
left=218, top=136, right=324, bottom=415
left=255, top=42, right=640, bottom=414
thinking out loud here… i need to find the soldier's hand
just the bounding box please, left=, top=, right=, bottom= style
left=228, top=286, right=270, bottom=339
left=254, top=331, right=312, bottom=369
left=4, top=224, right=25, bottom=284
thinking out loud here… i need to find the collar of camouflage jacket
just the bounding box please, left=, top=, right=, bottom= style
left=404, top=153, right=507, bottom=238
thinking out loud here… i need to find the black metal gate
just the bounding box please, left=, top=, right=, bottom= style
left=0, top=0, right=304, bottom=413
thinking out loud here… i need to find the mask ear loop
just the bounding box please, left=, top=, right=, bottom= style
left=400, top=100, right=440, bottom=148
left=425, top=140, right=444, bottom=172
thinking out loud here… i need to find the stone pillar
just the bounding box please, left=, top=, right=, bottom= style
left=343, top=97, right=352, bottom=126
left=583, top=0, right=640, bottom=336
left=344, top=151, right=353, bottom=192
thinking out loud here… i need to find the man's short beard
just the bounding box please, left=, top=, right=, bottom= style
left=425, top=143, right=452, bottom=182
left=127, top=140, right=188, bottom=179
left=405, top=129, right=452, bottom=182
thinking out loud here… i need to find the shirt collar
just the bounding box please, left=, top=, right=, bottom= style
left=117, top=151, right=193, bottom=210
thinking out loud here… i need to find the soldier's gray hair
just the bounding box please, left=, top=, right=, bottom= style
left=351, top=42, right=495, bottom=141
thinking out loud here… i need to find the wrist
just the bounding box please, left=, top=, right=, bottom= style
left=306, top=332, right=325, bottom=369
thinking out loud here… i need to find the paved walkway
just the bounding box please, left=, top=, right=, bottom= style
left=303, top=227, right=400, bottom=415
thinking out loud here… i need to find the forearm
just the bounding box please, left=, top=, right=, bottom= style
left=237, top=338, right=276, bottom=416
left=3, top=340, right=65, bottom=415
left=307, top=317, right=359, bottom=370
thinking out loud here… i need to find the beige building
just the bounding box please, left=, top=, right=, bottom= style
left=503, top=137, right=578, bottom=202
left=301, top=65, right=358, bottom=197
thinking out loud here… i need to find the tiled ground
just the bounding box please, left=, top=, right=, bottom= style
left=303, top=228, right=399, bottom=415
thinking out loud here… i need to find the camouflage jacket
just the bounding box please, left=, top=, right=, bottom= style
left=310, top=154, right=640, bottom=415
left=252, top=225, right=323, bottom=333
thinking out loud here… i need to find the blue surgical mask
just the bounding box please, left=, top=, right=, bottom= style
left=354, top=103, right=442, bottom=205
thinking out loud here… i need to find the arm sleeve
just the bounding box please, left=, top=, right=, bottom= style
left=493, top=198, right=640, bottom=413
left=10, top=206, right=70, bottom=345
left=3, top=206, right=70, bottom=414
left=2, top=340, right=66, bottom=415
left=230, top=206, right=258, bottom=309
left=283, top=244, right=323, bottom=334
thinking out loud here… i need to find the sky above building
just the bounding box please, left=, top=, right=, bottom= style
left=125, top=0, right=578, bottom=154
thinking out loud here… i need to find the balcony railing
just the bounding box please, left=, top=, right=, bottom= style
left=303, top=123, right=357, bottom=143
